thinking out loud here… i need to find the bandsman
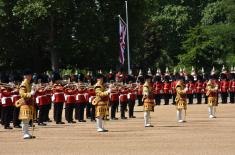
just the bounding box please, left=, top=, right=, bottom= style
left=142, top=74, right=155, bottom=127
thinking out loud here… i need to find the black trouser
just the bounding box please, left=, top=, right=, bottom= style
left=90, top=103, right=96, bottom=120
left=86, top=103, right=91, bottom=119
left=2, top=106, right=12, bottom=128
left=110, top=101, right=118, bottom=119
left=164, top=94, right=170, bottom=105
left=75, top=103, right=85, bottom=121
left=204, top=95, right=208, bottom=104
left=65, top=103, right=75, bottom=122
left=38, top=105, right=47, bottom=124
left=172, top=94, right=176, bottom=105
left=221, top=92, right=228, bottom=104
left=13, top=106, right=20, bottom=127
left=187, top=94, right=194, bottom=104
left=128, top=100, right=135, bottom=117
left=120, top=102, right=127, bottom=118
left=230, top=92, right=235, bottom=103
left=137, top=95, right=143, bottom=106
left=45, top=103, right=51, bottom=121
left=196, top=93, right=202, bottom=104
left=154, top=94, right=161, bottom=105
left=54, top=102, right=64, bottom=123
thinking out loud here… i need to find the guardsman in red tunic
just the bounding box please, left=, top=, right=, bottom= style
left=171, top=69, right=177, bottom=105
left=45, top=87, right=53, bottom=122
left=163, top=68, right=171, bottom=105
left=1, top=86, right=13, bottom=129
left=75, top=84, right=86, bottom=122
left=52, top=83, right=65, bottom=124
left=109, top=82, right=119, bottom=120
left=64, top=86, right=77, bottom=123
left=87, top=87, right=96, bottom=121
left=229, top=71, right=235, bottom=103
left=35, top=86, right=47, bottom=126
left=186, top=75, right=195, bottom=104
left=11, top=87, right=21, bottom=128
left=119, top=87, right=129, bottom=119
left=195, top=75, right=204, bottom=104
left=153, top=69, right=162, bottom=105
left=128, top=86, right=136, bottom=118
left=136, top=70, right=144, bottom=106
left=220, top=70, right=229, bottom=104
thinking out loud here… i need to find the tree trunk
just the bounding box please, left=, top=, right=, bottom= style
left=49, top=15, right=58, bottom=71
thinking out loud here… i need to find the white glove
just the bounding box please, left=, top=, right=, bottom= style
left=30, top=90, right=35, bottom=95
left=107, top=88, right=112, bottom=93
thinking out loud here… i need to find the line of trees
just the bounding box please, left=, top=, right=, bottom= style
left=0, top=0, right=234, bottom=73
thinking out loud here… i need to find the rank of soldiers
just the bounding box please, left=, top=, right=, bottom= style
left=0, top=65, right=235, bottom=138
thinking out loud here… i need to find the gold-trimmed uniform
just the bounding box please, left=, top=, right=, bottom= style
left=93, top=82, right=109, bottom=117
left=175, top=81, right=187, bottom=110
left=142, top=82, right=154, bottom=112
left=17, top=79, right=35, bottom=120
left=206, top=80, right=218, bottom=107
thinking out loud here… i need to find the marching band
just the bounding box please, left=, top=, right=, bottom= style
left=0, top=66, right=235, bottom=138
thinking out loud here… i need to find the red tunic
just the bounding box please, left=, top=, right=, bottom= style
left=229, top=80, right=235, bottom=93
left=65, top=89, right=77, bottom=104
left=153, top=82, right=163, bottom=94
left=1, top=91, right=13, bottom=107
left=195, top=81, right=204, bottom=94
left=186, top=82, right=195, bottom=94
left=119, top=89, right=128, bottom=103
left=220, top=80, right=229, bottom=93
left=163, top=82, right=171, bottom=94
left=52, top=86, right=65, bottom=103
left=76, top=90, right=86, bottom=104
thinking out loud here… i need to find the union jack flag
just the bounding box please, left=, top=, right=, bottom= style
left=119, top=17, right=127, bottom=65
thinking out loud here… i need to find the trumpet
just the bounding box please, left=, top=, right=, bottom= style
left=0, top=82, right=16, bottom=89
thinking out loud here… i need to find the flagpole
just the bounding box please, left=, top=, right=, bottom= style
left=125, top=1, right=130, bottom=74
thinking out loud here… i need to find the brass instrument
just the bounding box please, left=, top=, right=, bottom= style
left=0, top=82, right=16, bottom=89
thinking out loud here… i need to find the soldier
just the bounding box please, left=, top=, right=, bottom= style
left=64, top=85, right=77, bottom=123
left=35, top=86, right=47, bottom=126
left=171, top=69, right=178, bottom=105
left=107, top=70, right=115, bottom=83
left=92, top=74, right=111, bottom=132
left=186, top=75, right=195, bottom=104
left=163, top=68, right=171, bottom=105
left=109, top=81, right=119, bottom=120
left=143, top=74, right=155, bottom=127
left=119, top=86, right=128, bottom=119
left=12, top=87, right=21, bottom=128
left=1, top=86, right=13, bottom=129
left=153, top=69, right=163, bottom=105
left=52, top=72, right=65, bottom=124
left=136, top=70, right=144, bottom=106
left=206, top=76, right=219, bottom=118
left=195, top=75, right=204, bottom=104
left=175, top=78, right=187, bottom=123
left=16, top=69, right=36, bottom=139
left=45, top=87, right=53, bottom=122
left=87, top=86, right=96, bottom=121
left=128, top=84, right=136, bottom=118
left=75, top=83, right=86, bottom=122
left=229, top=67, right=235, bottom=103
left=220, top=66, right=229, bottom=104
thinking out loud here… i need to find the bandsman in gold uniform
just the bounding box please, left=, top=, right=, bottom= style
left=206, top=79, right=218, bottom=118
left=142, top=74, right=154, bottom=127
left=92, top=74, right=111, bottom=132
left=175, top=79, right=187, bottom=123
left=16, top=70, right=36, bottom=139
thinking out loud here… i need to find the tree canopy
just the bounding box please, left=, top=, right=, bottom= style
left=0, top=0, right=234, bottom=73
